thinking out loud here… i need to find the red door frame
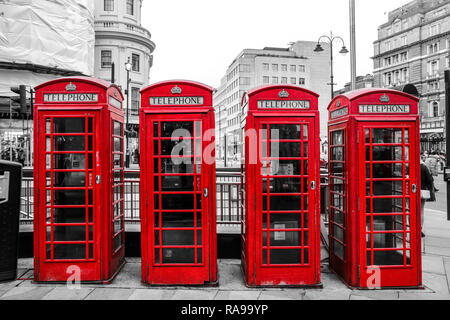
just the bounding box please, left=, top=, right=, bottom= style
left=327, top=89, right=422, bottom=289
left=250, top=115, right=320, bottom=286
left=33, top=77, right=125, bottom=283
left=35, top=110, right=102, bottom=281
left=140, top=110, right=217, bottom=285
left=357, top=120, right=421, bottom=288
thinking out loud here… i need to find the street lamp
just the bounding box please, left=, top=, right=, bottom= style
left=313, top=32, right=349, bottom=99
left=125, top=57, right=132, bottom=168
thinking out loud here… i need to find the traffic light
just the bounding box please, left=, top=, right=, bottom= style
left=10, top=85, right=27, bottom=114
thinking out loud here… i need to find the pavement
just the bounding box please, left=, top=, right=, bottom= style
left=1, top=206, right=450, bottom=301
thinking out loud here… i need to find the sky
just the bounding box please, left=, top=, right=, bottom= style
left=141, top=0, right=412, bottom=89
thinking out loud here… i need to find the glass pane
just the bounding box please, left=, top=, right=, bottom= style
left=372, top=128, right=403, bottom=144
left=161, top=194, right=194, bottom=210
left=372, top=163, right=404, bottom=178
left=331, top=147, right=344, bottom=161
left=53, top=172, right=86, bottom=187
left=263, top=213, right=300, bottom=229
left=53, top=190, right=85, bottom=205
left=161, top=158, right=194, bottom=173
left=373, top=198, right=404, bottom=214
left=333, top=241, right=344, bottom=259
left=53, top=244, right=86, bottom=260
left=373, top=181, right=403, bottom=195
left=161, top=122, right=194, bottom=138
left=113, top=121, right=121, bottom=136
left=114, top=137, right=122, bottom=152
left=153, top=122, right=159, bottom=138
left=161, top=176, right=194, bottom=191
left=53, top=225, right=86, bottom=241
left=160, top=212, right=200, bottom=228
left=162, top=230, right=195, bottom=245
left=371, top=146, right=403, bottom=161
left=263, top=178, right=301, bottom=193
left=161, top=140, right=192, bottom=156
left=269, top=124, right=301, bottom=140
left=53, top=118, right=85, bottom=133
left=53, top=154, right=85, bottom=170
left=273, top=142, right=301, bottom=157
left=195, top=121, right=201, bottom=138
left=265, top=231, right=301, bottom=247
left=53, top=207, right=86, bottom=223
left=53, top=136, right=85, bottom=151
left=269, top=196, right=301, bottom=211
left=162, top=248, right=195, bottom=264
left=332, top=130, right=344, bottom=145
left=269, top=249, right=302, bottom=264
left=372, top=250, right=407, bottom=266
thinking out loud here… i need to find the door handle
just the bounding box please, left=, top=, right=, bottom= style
left=203, top=188, right=208, bottom=198
left=411, top=184, right=417, bottom=194
left=310, top=181, right=316, bottom=191
left=96, top=175, right=101, bottom=185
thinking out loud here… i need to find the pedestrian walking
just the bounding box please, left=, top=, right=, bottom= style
left=420, top=160, right=435, bottom=238
left=425, top=151, right=440, bottom=192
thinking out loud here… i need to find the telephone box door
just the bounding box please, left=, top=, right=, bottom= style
left=358, top=122, right=420, bottom=287
left=145, top=113, right=211, bottom=284
left=37, top=111, right=101, bottom=281
left=254, top=117, right=319, bottom=284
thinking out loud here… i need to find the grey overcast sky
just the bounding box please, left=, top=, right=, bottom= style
left=141, top=0, right=411, bottom=89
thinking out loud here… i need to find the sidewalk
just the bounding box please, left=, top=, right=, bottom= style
left=1, top=208, right=449, bottom=300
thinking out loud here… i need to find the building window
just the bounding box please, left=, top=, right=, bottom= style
left=272, top=64, right=278, bottom=72
left=101, top=50, right=112, bottom=68
left=299, top=65, right=305, bottom=72
left=263, top=63, right=269, bottom=71
left=281, top=64, right=287, bottom=72
left=430, top=24, right=440, bottom=36
left=281, top=77, right=287, bottom=84
left=290, top=65, right=296, bottom=72
left=263, top=76, right=269, bottom=84
left=431, top=101, right=439, bottom=117
left=428, top=60, right=439, bottom=75
left=239, top=77, right=250, bottom=85
left=104, top=0, right=114, bottom=11
left=299, top=78, right=305, bottom=85
left=272, top=76, right=278, bottom=84
left=126, top=0, right=134, bottom=15
left=290, top=77, right=296, bottom=85
left=132, top=53, right=140, bottom=72
left=239, top=64, right=250, bottom=72
left=131, top=87, right=140, bottom=115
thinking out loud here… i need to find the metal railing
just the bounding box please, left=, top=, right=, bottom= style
left=18, top=169, right=245, bottom=226
left=19, top=169, right=328, bottom=228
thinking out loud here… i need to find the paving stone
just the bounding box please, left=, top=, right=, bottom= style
left=421, top=255, right=445, bottom=275
left=171, top=289, right=219, bottom=300
left=444, top=258, right=450, bottom=294
left=422, top=272, right=450, bottom=297
left=106, top=261, right=145, bottom=289
left=347, top=290, right=399, bottom=300
left=258, top=289, right=304, bottom=300
left=303, top=289, right=350, bottom=300
left=216, top=260, right=250, bottom=291
left=0, top=286, right=53, bottom=300
left=349, top=294, right=375, bottom=300
left=398, top=291, right=450, bottom=300
left=84, top=288, right=135, bottom=300
left=215, top=290, right=262, bottom=300
left=41, top=287, right=94, bottom=300
left=128, top=288, right=176, bottom=300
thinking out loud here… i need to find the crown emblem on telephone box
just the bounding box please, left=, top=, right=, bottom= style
left=380, top=94, right=390, bottom=103
left=171, top=85, right=182, bottom=94
left=279, top=90, right=289, bottom=98
left=66, top=82, right=77, bottom=91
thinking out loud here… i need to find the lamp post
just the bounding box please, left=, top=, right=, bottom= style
left=125, top=57, right=132, bottom=168
left=313, top=32, right=349, bottom=99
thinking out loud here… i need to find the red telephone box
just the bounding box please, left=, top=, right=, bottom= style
left=242, top=85, right=321, bottom=287
left=327, top=88, right=422, bottom=289
left=139, top=80, right=217, bottom=285
left=33, top=77, right=125, bottom=282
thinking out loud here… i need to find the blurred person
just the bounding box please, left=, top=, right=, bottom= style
left=421, top=160, right=435, bottom=238
left=425, top=151, right=440, bottom=191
